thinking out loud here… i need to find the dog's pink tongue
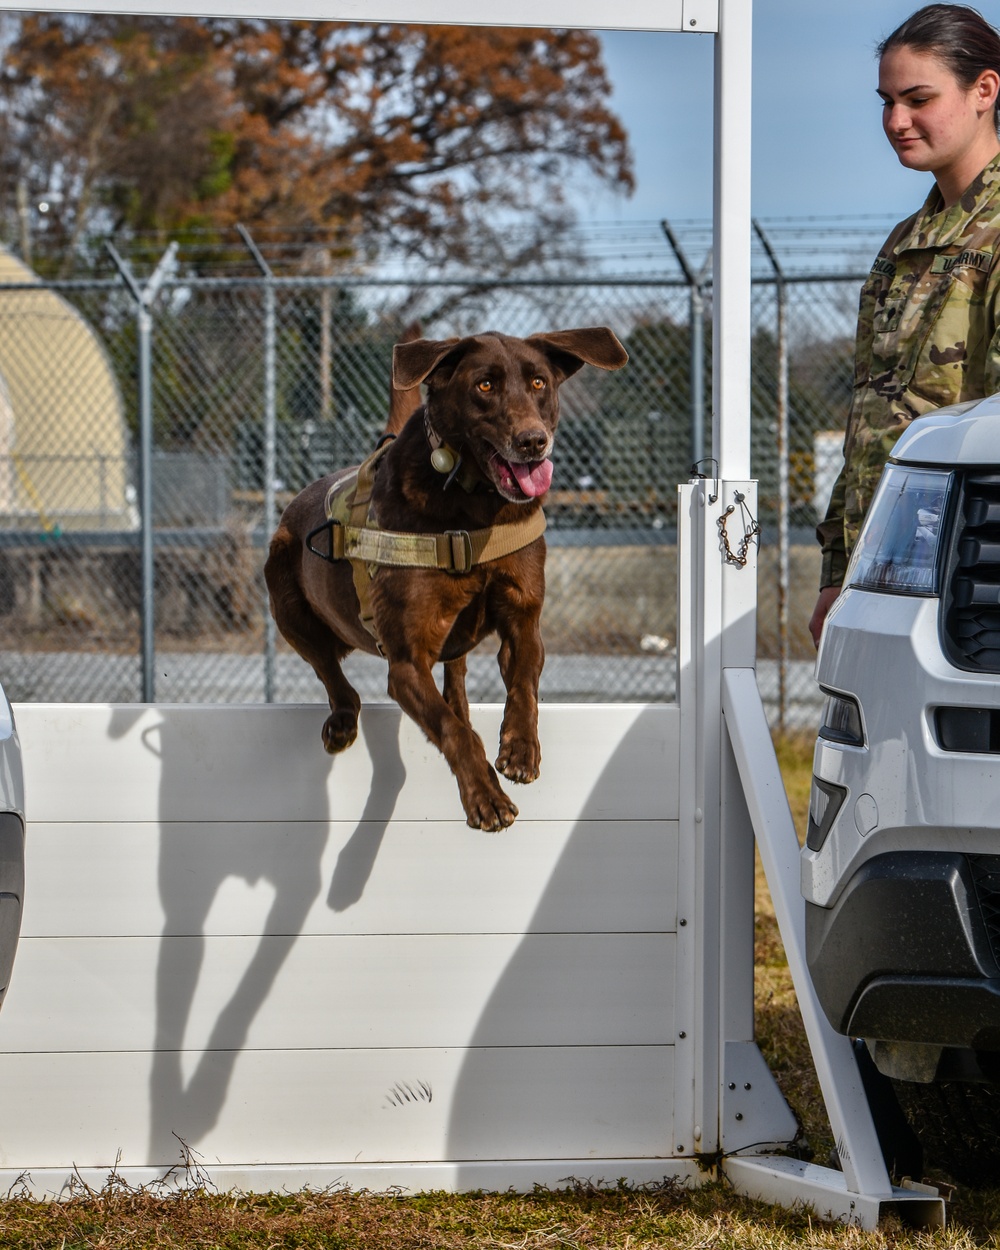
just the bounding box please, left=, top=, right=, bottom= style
left=510, top=458, right=553, bottom=498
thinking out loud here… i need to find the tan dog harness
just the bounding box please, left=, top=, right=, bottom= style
left=312, top=440, right=547, bottom=644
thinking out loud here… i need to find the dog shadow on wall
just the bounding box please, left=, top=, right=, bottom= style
left=106, top=704, right=405, bottom=1163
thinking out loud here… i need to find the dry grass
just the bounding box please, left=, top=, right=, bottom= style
left=0, top=1180, right=990, bottom=1250
left=0, top=732, right=997, bottom=1246
left=0, top=1175, right=997, bottom=1250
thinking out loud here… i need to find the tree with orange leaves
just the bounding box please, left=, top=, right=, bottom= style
left=0, top=16, right=633, bottom=275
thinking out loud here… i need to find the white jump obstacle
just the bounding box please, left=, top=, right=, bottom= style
left=9, top=700, right=689, bottom=1190
left=0, top=0, right=949, bottom=1229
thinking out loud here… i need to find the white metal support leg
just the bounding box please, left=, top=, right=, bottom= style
left=720, top=667, right=946, bottom=1229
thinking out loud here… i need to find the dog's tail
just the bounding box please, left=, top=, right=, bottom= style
left=385, top=321, right=424, bottom=436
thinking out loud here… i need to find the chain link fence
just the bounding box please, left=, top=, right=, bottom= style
left=0, top=226, right=871, bottom=726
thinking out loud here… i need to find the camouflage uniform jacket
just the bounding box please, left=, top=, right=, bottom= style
left=818, top=151, right=1000, bottom=588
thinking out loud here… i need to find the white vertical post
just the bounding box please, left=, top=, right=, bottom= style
left=713, top=0, right=752, bottom=481
left=679, top=0, right=758, bottom=1161
left=676, top=479, right=721, bottom=1158
left=709, top=0, right=773, bottom=1158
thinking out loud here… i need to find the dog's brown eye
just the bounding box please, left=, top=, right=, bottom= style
left=477, top=379, right=492, bottom=393
left=531, top=376, right=546, bottom=390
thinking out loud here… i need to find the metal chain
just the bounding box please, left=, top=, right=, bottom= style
left=718, top=492, right=761, bottom=567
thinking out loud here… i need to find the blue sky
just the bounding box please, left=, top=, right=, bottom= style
left=585, top=0, right=943, bottom=225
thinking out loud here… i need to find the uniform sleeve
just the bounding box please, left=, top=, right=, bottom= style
left=816, top=462, right=849, bottom=590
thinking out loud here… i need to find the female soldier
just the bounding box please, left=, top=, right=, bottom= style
left=809, top=3, right=1000, bottom=645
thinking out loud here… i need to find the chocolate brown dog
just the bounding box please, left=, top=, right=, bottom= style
left=264, top=327, right=628, bottom=830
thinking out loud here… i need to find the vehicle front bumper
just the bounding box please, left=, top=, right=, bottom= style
left=806, top=586, right=1000, bottom=1045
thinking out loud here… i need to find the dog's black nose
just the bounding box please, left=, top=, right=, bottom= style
left=514, top=428, right=549, bottom=459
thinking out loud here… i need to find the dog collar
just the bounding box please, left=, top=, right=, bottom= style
left=310, top=441, right=546, bottom=648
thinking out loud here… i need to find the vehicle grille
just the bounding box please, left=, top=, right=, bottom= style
left=969, top=854, right=1000, bottom=967
left=944, top=474, right=1000, bottom=672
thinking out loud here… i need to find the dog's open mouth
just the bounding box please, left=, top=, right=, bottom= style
left=490, top=453, right=553, bottom=500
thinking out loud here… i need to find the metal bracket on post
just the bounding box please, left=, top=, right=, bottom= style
left=105, top=240, right=178, bottom=705
left=720, top=1040, right=799, bottom=1156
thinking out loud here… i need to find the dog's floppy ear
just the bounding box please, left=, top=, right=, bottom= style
left=385, top=323, right=426, bottom=434
left=392, top=336, right=463, bottom=391
left=525, top=327, right=629, bottom=382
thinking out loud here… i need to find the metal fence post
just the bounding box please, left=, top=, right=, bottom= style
left=691, top=281, right=707, bottom=469
left=238, top=225, right=278, bottom=703
left=753, top=220, right=789, bottom=732
left=661, top=221, right=708, bottom=470
left=105, top=241, right=177, bottom=704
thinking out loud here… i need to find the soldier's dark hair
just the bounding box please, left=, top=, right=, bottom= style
left=878, top=5, right=1000, bottom=129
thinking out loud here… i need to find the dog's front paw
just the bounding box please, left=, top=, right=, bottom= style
left=496, top=738, right=541, bottom=785
left=462, top=772, right=519, bottom=832
left=322, top=710, right=359, bottom=753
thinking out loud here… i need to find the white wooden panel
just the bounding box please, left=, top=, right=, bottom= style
left=3, top=701, right=686, bottom=1182
left=7, top=0, right=718, bottom=33
left=0, top=1046, right=675, bottom=1169
left=15, top=703, right=679, bottom=824
left=1, top=933, right=675, bottom=1052
left=21, top=819, right=678, bottom=937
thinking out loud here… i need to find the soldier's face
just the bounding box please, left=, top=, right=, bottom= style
left=878, top=46, right=998, bottom=180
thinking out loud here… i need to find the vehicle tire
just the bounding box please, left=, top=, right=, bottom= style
left=892, top=1078, right=1000, bottom=1188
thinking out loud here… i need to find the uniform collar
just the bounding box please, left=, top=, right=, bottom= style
left=897, top=150, right=1000, bottom=252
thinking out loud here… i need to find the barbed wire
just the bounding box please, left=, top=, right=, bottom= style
left=55, top=215, right=899, bottom=284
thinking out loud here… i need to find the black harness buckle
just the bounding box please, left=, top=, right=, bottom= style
left=306, top=518, right=344, bottom=563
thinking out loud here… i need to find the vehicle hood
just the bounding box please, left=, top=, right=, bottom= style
left=894, top=394, right=1000, bottom=466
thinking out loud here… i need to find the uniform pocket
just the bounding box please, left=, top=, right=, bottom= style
left=909, top=259, right=992, bottom=405
left=866, top=265, right=953, bottom=398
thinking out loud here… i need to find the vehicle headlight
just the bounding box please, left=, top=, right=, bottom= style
left=846, top=463, right=953, bottom=595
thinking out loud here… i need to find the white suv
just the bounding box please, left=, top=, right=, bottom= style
left=808, top=392, right=1000, bottom=1185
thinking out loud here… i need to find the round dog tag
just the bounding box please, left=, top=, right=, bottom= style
left=430, top=447, right=456, bottom=474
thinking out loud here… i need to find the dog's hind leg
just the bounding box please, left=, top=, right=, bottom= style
left=300, top=629, right=361, bottom=755
left=265, top=531, right=362, bottom=753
